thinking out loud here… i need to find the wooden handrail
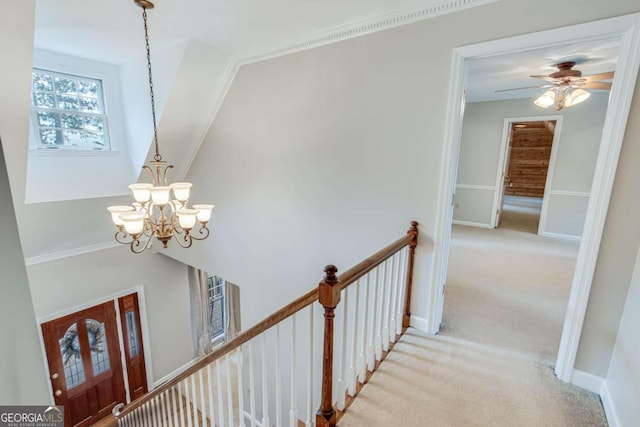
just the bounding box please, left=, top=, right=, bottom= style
left=338, top=234, right=412, bottom=290
left=114, top=287, right=319, bottom=419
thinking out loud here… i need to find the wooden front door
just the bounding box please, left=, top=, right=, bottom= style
left=42, top=302, right=126, bottom=427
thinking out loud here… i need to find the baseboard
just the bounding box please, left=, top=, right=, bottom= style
left=571, top=369, right=604, bottom=394
left=541, top=231, right=581, bottom=242
left=600, top=381, right=620, bottom=427
left=451, top=220, right=494, bottom=229
left=152, top=357, right=198, bottom=389
left=409, top=315, right=430, bottom=333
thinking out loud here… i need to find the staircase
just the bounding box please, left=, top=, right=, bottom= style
left=95, top=221, right=419, bottom=427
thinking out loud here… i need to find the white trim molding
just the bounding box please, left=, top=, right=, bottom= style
left=24, top=241, right=120, bottom=266
left=435, top=13, right=640, bottom=381
left=455, top=183, right=495, bottom=190
left=452, top=220, right=493, bottom=229
left=600, top=381, right=620, bottom=427
left=540, top=231, right=581, bottom=242
left=571, top=369, right=604, bottom=394
left=547, top=190, right=590, bottom=198
left=409, top=315, right=430, bottom=333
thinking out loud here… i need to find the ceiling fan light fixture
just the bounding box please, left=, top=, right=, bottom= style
left=565, top=88, right=591, bottom=107
left=534, top=90, right=556, bottom=108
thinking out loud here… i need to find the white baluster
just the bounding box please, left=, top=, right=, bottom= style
left=389, top=253, right=400, bottom=344
left=236, top=347, right=246, bottom=427
left=249, top=342, right=257, bottom=427
left=207, top=364, right=216, bottom=427
left=261, top=334, right=270, bottom=427
left=216, top=359, right=225, bottom=427
left=383, top=257, right=395, bottom=352
left=184, top=376, right=193, bottom=427
left=396, top=248, right=408, bottom=335
left=199, top=369, right=207, bottom=427
left=348, top=281, right=360, bottom=396
left=154, top=395, right=162, bottom=427
left=367, top=267, right=378, bottom=371
left=305, top=305, right=313, bottom=427
left=336, top=288, right=348, bottom=411
left=160, top=391, right=169, bottom=427
left=226, top=354, right=235, bottom=427
left=375, top=262, right=386, bottom=361
left=191, top=374, right=200, bottom=427
left=174, top=384, right=185, bottom=427
left=289, top=315, right=298, bottom=427
left=275, top=325, right=282, bottom=427
left=358, top=274, right=370, bottom=383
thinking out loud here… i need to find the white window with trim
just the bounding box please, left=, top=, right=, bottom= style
left=207, top=275, right=226, bottom=345
left=31, top=68, right=110, bottom=151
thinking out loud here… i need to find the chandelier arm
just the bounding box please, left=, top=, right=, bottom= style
left=142, top=165, right=157, bottom=186
left=115, top=230, right=132, bottom=244
left=162, top=165, right=174, bottom=186
left=190, top=225, right=210, bottom=241
left=141, top=6, right=161, bottom=162
left=173, top=231, right=193, bottom=249
left=130, top=231, right=154, bottom=254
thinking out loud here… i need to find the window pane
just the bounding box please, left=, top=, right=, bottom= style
left=63, top=129, right=84, bottom=147
left=125, top=311, right=140, bottom=358
left=79, top=96, right=101, bottom=113
left=33, top=92, right=56, bottom=108
left=57, top=95, right=79, bottom=111
left=61, top=113, right=86, bottom=129
left=85, top=116, right=104, bottom=132
left=59, top=323, right=86, bottom=389
left=85, top=132, right=106, bottom=148
left=33, top=73, right=53, bottom=92
left=87, top=319, right=111, bottom=376
left=39, top=128, right=62, bottom=146
left=37, top=112, right=60, bottom=128
left=54, top=77, right=77, bottom=95
left=78, top=81, right=98, bottom=97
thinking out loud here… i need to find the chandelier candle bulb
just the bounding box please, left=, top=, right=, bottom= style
left=108, top=206, right=135, bottom=226
left=177, top=209, right=198, bottom=230
left=193, top=204, right=214, bottom=223
left=150, top=186, right=171, bottom=206
left=120, top=212, right=146, bottom=236
left=128, top=183, right=153, bottom=202
left=171, top=182, right=192, bottom=202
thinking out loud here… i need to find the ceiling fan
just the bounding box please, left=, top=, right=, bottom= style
left=497, top=61, right=614, bottom=111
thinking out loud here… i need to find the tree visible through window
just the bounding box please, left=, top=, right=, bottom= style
left=31, top=68, right=110, bottom=150
left=207, top=275, right=225, bottom=344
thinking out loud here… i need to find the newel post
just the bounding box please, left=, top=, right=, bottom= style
left=402, top=221, right=419, bottom=331
left=316, top=265, right=340, bottom=427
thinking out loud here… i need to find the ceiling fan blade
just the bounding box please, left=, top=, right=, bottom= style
left=530, top=75, right=558, bottom=83
left=583, top=71, right=615, bottom=82
left=495, top=85, right=551, bottom=93
left=581, top=82, right=613, bottom=91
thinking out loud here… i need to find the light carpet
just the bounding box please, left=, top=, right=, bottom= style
left=339, top=224, right=607, bottom=426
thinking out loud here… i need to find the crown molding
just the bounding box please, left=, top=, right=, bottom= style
left=24, top=241, right=121, bottom=266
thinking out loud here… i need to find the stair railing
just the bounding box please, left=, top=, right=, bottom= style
left=95, top=221, right=418, bottom=427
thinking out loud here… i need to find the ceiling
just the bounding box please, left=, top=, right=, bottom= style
left=466, top=37, right=620, bottom=102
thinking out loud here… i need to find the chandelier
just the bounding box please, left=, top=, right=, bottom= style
left=108, top=0, right=213, bottom=253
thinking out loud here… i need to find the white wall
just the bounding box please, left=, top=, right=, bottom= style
left=604, top=245, right=640, bottom=426
left=26, top=247, right=193, bottom=383
left=453, top=94, right=608, bottom=238
left=0, top=140, right=49, bottom=404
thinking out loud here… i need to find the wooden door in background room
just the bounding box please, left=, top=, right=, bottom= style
left=118, top=293, right=148, bottom=400
left=41, top=302, right=126, bottom=427
left=498, top=120, right=556, bottom=233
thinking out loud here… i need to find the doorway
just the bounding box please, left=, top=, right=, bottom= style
left=495, top=119, right=559, bottom=234
left=431, top=14, right=640, bottom=382
left=41, top=293, right=147, bottom=426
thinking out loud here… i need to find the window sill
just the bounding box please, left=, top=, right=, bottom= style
left=29, top=148, right=120, bottom=157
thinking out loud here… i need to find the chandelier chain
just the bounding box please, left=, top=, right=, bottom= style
left=142, top=7, right=161, bottom=162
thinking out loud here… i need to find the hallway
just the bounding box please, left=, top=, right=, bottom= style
left=339, top=225, right=607, bottom=426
